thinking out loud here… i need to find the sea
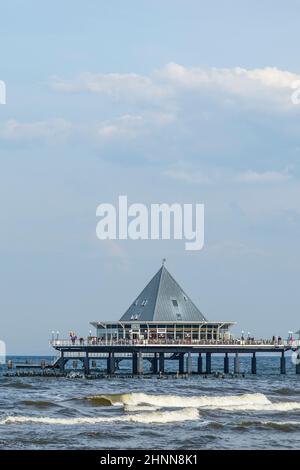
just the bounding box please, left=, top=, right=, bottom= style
left=1, top=354, right=300, bottom=450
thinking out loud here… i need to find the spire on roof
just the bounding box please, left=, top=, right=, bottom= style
left=119, top=264, right=207, bottom=322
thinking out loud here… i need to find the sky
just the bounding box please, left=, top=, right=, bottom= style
left=1, top=1, right=300, bottom=354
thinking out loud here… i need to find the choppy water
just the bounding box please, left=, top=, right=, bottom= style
left=1, top=355, right=300, bottom=449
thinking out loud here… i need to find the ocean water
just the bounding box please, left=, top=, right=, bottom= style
left=1, top=355, right=300, bottom=450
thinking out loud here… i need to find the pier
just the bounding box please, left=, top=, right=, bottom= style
left=48, top=338, right=298, bottom=376
left=47, top=263, right=299, bottom=377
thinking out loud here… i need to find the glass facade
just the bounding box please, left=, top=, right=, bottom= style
left=96, top=322, right=231, bottom=343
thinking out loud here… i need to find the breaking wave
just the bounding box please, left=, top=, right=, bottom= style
left=123, top=405, right=161, bottom=412
left=242, top=402, right=300, bottom=412
left=20, top=400, right=56, bottom=409
left=88, top=392, right=269, bottom=408
left=274, top=387, right=294, bottom=396
left=87, top=392, right=300, bottom=412
left=0, top=408, right=199, bottom=425
left=237, top=420, right=300, bottom=432
left=1, top=381, right=33, bottom=389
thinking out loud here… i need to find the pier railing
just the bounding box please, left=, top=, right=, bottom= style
left=49, top=337, right=292, bottom=348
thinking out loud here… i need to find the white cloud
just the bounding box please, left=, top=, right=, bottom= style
left=164, top=163, right=215, bottom=185
left=51, top=71, right=168, bottom=101
left=0, top=118, right=73, bottom=142
left=237, top=169, right=292, bottom=184
left=51, top=63, right=300, bottom=110
left=3, top=64, right=300, bottom=186
left=97, top=114, right=144, bottom=140
left=207, top=240, right=267, bottom=257
left=164, top=163, right=293, bottom=186
left=95, top=112, right=175, bottom=143
left=0, top=110, right=175, bottom=147
left=235, top=182, right=300, bottom=221
left=159, top=62, right=300, bottom=91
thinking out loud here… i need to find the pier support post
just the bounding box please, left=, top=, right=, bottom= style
left=159, top=352, right=164, bottom=374
left=151, top=354, right=158, bottom=374
left=206, top=352, right=212, bottom=374
left=234, top=353, right=240, bottom=374
left=137, top=352, right=143, bottom=375
left=107, top=352, right=115, bottom=375
left=83, top=352, right=90, bottom=375
left=186, top=352, right=192, bottom=375
left=224, top=353, right=229, bottom=374
left=132, top=352, right=138, bottom=375
left=197, top=353, right=203, bottom=374
left=251, top=352, right=257, bottom=374
left=280, top=351, right=286, bottom=375
left=179, top=353, right=184, bottom=374
left=59, top=351, right=65, bottom=372
left=296, top=352, right=300, bottom=375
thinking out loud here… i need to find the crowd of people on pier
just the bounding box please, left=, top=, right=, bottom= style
left=55, top=334, right=287, bottom=347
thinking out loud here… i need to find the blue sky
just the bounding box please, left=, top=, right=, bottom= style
left=1, top=1, right=300, bottom=353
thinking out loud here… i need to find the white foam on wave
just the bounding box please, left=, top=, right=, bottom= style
left=0, top=408, right=199, bottom=426
left=123, top=404, right=160, bottom=412
left=237, top=419, right=300, bottom=430
left=88, top=392, right=300, bottom=412
left=91, top=392, right=271, bottom=409
left=229, top=402, right=300, bottom=412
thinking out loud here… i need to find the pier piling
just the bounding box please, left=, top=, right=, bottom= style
left=224, top=352, right=229, bottom=374
left=186, top=352, right=192, bottom=374
left=83, top=353, right=90, bottom=375
left=251, top=352, right=256, bottom=374
left=280, top=351, right=286, bottom=375
left=234, top=352, right=240, bottom=374
left=179, top=353, right=184, bottom=374
left=107, top=353, right=115, bottom=375
left=137, top=352, right=143, bottom=375
left=132, top=352, right=138, bottom=375
left=206, top=352, right=212, bottom=374
left=159, top=352, right=165, bottom=374
left=59, top=352, right=65, bottom=373
left=296, top=353, right=300, bottom=375
left=197, top=353, right=203, bottom=374
left=151, top=354, right=158, bottom=374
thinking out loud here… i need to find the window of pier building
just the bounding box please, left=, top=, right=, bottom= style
left=96, top=322, right=227, bottom=342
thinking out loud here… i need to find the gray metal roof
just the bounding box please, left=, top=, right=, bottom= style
left=119, top=265, right=207, bottom=322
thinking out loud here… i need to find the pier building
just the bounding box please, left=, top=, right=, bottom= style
left=91, top=263, right=235, bottom=345
left=50, top=263, right=296, bottom=376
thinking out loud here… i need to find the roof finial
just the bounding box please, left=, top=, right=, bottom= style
left=162, top=258, right=166, bottom=266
